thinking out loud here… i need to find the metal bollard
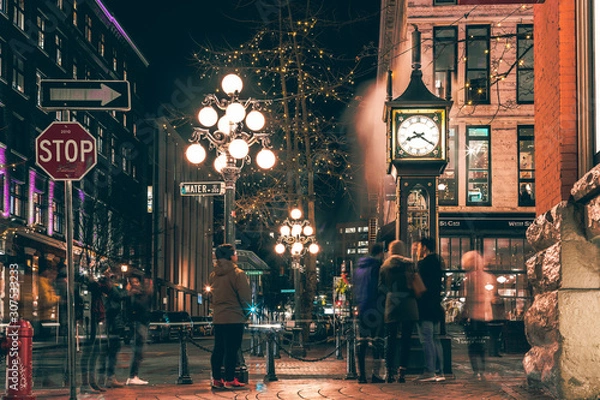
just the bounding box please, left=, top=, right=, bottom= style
left=257, top=332, right=264, bottom=358
left=177, top=328, right=193, bottom=384
left=273, top=331, right=281, bottom=359
left=336, top=320, right=343, bottom=360
left=264, top=330, right=278, bottom=382
left=250, top=330, right=257, bottom=356
left=345, top=320, right=357, bottom=380
left=2, top=319, right=36, bottom=400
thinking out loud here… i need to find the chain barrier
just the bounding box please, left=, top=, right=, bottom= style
left=274, top=333, right=346, bottom=362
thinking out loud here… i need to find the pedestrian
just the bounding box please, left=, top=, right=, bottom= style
left=353, top=242, right=386, bottom=384
left=415, top=237, right=446, bottom=382
left=461, top=250, right=498, bottom=380
left=126, top=270, right=153, bottom=385
left=98, top=266, right=129, bottom=388
left=209, top=244, right=252, bottom=390
left=379, top=239, right=419, bottom=383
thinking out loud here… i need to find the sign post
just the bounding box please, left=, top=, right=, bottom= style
left=35, top=121, right=97, bottom=400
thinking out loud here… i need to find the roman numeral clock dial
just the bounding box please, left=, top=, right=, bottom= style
left=397, top=115, right=440, bottom=156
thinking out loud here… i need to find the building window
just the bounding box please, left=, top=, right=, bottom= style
left=440, top=236, right=471, bottom=270
left=53, top=196, right=64, bottom=234
left=10, top=180, right=25, bottom=219
left=55, top=34, right=63, bottom=66
left=112, top=49, right=118, bottom=72
left=72, top=0, right=77, bottom=26
left=37, top=16, right=45, bottom=49
left=518, top=125, right=535, bottom=206
left=0, top=0, right=5, bottom=14
left=439, top=127, right=458, bottom=205
left=98, top=33, right=105, bottom=57
left=517, top=24, right=534, bottom=104
left=85, top=15, right=92, bottom=42
left=36, top=71, right=43, bottom=106
left=111, top=135, right=116, bottom=165
left=56, top=0, right=63, bottom=10
left=12, top=0, right=25, bottom=31
left=466, top=126, right=491, bottom=205
left=434, top=0, right=456, bottom=4
left=97, top=125, right=105, bottom=155
left=72, top=58, right=77, bottom=78
left=0, top=41, right=5, bottom=79
left=12, top=54, right=25, bottom=93
left=433, top=26, right=457, bottom=97
left=33, top=192, right=45, bottom=225
left=465, top=25, right=490, bottom=105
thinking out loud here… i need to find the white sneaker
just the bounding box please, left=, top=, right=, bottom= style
left=126, top=376, right=148, bottom=385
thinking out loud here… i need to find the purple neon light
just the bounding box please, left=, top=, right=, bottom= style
left=0, top=147, right=8, bottom=218
left=29, top=169, right=36, bottom=225
left=95, top=1, right=149, bottom=66
left=48, top=180, right=55, bottom=236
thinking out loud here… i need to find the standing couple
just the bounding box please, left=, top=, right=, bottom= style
left=354, top=238, right=445, bottom=383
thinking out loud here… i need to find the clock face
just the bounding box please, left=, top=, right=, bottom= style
left=397, top=115, right=440, bottom=156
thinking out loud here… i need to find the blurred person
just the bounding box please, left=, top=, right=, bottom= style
left=379, top=240, right=419, bottom=383
left=415, top=237, right=446, bottom=382
left=98, top=266, right=129, bottom=388
left=79, top=272, right=106, bottom=393
left=37, top=262, right=60, bottom=340
left=126, top=271, right=153, bottom=385
left=353, top=242, right=386, bottom=384
left=461, top=250, right=498, bottom=379
left=209, top=244, right=252, bottom=390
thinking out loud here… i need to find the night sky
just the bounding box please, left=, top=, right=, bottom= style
left=101, top=1, right=380, bottom=108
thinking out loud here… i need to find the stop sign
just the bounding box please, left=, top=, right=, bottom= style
left=35, top=122, right=97, bottom=180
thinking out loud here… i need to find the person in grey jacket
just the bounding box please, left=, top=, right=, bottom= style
left=209, top=244, right=252, bottom=389
left=379, top=240, right=419, bottom=383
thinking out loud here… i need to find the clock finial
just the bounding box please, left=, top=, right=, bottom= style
left=411, top=25, right=421, bottom=71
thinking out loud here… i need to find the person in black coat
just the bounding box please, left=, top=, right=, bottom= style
left=415, top=237, right=446, bottom=382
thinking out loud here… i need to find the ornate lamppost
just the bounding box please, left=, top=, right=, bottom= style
left=186, top=74, right=276, bottom=244
left=275, top=208, right=319, bottom=326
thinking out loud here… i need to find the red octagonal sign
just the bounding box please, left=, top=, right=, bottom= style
left=36, top=122, right=97, bottom=180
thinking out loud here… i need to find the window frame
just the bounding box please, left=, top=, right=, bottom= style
left=439, top=126, right=458, bottom=205
left=517, top=24, right=534, bottom=104
left=465, top=25, right=491, bottom=105
left=517, top=125, right=535, bottom=207
left=433, top=26, right=457, bottom=96
left=466, top=125, right=491, bottom=206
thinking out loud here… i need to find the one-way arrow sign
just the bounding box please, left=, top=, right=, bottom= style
left=40, top=80, right=131, bottom=111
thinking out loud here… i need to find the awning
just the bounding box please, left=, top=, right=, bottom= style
left=236, top=250, right=270, bottom=275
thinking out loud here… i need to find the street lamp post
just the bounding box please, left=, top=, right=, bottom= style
left=275, top=208, right=319, bottom=353
left=186, top=74, right=276, bottom=244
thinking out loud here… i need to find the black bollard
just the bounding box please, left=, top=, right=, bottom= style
left=345, top=319, right=357, bottom=380
left=177, top=328, right=193, bottom=384
left=273, top=331, right=281, bottom=359
left=264, top=330, right=278, bottom=382
left=336, top=319, right=343, bottom=360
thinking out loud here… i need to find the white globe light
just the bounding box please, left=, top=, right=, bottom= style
left=197, top=107, right=218, bottom=127
left=185, top=143, right=206, bottom=164
left=291, top=224, right=302, bottom=236
left=280, top=225, right=291, bottom=236
left=309, top=243, right=320, bottom=254
left=245, top=110, right=265, bottom=131
left=275, top=243, right=286, bottom=254
left=226, top=102, right=246, bottom=123
left=256, top=149, right=276, bottom=169
left=290, top=208, right=302, bottom=219
left=217, top=115, right=232, bottom=134
left=229, top=139, right=249, bottom=159
left=214, top=154, right=227, bottom=172
left=221, top=74, right=243, bottom=95
left=291, top=242, right=303, bottom=255
left=303, top=225, right=314, bottom=236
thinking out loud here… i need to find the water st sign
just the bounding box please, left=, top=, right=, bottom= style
left=40, top=79, right=131, bottom=111
left=35, top=122, right=97, bottom=181
left=180, top=182, right=225, bottom=196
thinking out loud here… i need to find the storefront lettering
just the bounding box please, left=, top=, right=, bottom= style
left=440, top=220, right=461, bottom=227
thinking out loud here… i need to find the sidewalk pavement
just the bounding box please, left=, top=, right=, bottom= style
left=25, top=333, right=556, bottom=399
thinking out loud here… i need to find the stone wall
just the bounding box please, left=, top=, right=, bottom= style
left=524, top=164, right=600, bottom=400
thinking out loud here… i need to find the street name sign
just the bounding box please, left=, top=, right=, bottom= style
left=180, top=182, right=225, bottom=196
left=40, top=79, right=131, bottom=111
left=35, top=122, right=97, bottom=181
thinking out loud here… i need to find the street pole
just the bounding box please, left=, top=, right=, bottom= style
left=65, top=181, right=77, bottom=400
left=222, top=161, right=239, bottom=245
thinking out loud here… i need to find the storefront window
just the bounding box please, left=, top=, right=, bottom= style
left=466, top=126, right=491, bottom=205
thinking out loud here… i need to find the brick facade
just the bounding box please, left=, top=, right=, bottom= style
left=534, top=0, right=578, bottom=212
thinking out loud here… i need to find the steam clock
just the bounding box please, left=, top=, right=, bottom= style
left=385, top=27, right=452, bottom=248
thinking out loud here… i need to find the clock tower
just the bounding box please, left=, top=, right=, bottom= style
left=384, top=26, right=453, bottom=246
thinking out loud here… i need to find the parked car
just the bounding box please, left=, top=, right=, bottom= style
left=148, top=311, right=193, bottom=342
left=191, top=316, right=213, bottom=337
